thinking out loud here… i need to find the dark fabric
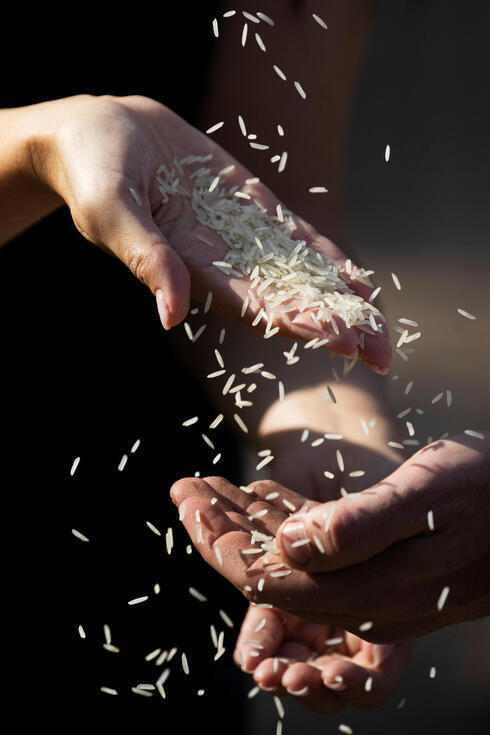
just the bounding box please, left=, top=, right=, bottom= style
left=0, top=4, right=251, bottom=732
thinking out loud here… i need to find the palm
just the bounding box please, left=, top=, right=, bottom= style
left=234, top=604, right=410, bottom=714
left=122, top=97, right=391, bottom=371
left=170, top=476, right=411, bottom=713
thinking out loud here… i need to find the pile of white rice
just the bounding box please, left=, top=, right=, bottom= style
left=156, top=155, right=384, bottom=334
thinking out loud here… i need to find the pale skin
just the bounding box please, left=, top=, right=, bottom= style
left=0, top=94, right=391, bottom=371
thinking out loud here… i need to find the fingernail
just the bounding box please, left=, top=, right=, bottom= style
left=156, top=289, right=169, bottom=330
left=286, top=686, right=309, bottom=697
left=372, top=643, right=396, bottom=666
left=280, top=519, right=311, bottom=565
left=324, top=674, right=347, bottom=691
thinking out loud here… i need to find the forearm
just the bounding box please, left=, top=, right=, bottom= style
left=0, top=104, right=64, bottom=245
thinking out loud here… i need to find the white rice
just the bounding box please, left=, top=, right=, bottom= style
left=359, top=620, right=373, bottom=632
left=103, top=623, right=112, bottom=645
left=274, top=696, right=285, bottom=718
left=131, top=438, right=141, bottom=454
left=100, top=687, right=118, bottom=696
left=241, top=23, right=248, bottom=47
left=457, top=308, right=476, bottom=320
left=429, top=666, right=437, bottom=678
left=155, top=650, right=167, bottom=666
left=385, top=145, right=390, bottom=162
left=182, top=416, right=199, bottom=427
left=257, top=12, right=274, bottom=25
left=391, top=272, right=402, bottom=290
left=209, top=413, right=224, bottom=429
left=312, top=13, right=328, bottom=29
left=78, top=624, right=86, bottom=639
left=273, top=65, right=287, bottom=80
left=72, top=528, right=89, bottom=543
left=339, top=725, right=353, bottom=735
left=255, top=32, right=266, bottom=51
left=336, top=449, right=344, bottom=472
left=219, top=609, right=234, bottom=628
left=129, top=187, right=142, bottom=207
left=308, top=186, right=328, bottom=193
left=117, top=454, right=128, bottom=472
left=70, top=457, right=80, bottom=476
left=212, top=18, right=219, bottom=37
left=243, top=11, right=259, bottom=23
left=365, top=676, right=373, bottom=692
left=128, top=596, right=149, bottom=606
left=464, top=429, right=484, bottom=439
left=204, top=291, right=213, bottom=313
left=146, top=521, right=161, bottom=536
left=205, top=121, right=224, bottom=135
left=294, top=81, right=307, bottom=99
left=325, top=636, right=343, bottom=646
left=189, top=587, right=207, bottom=602
left=181, top=652, right=190, bottom=675
left=437, top=585, right=450, bottom=611
left=212, top=453, right=222, bottom=465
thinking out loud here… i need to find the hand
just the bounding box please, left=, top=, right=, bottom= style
left=170, top=476, right=411, bottom=713
left=26, top=94, right=390, bottom=370
left=234, top=605, right=412, bottom=714
left=170, top=434, right=490, bottom=641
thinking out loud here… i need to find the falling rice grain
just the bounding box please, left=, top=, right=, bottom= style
left=464, top=429, right=484, bottom=439
left=206, top=121, right=224, bottom=135
left=273, top=65, right=287, bottom=81
left=72, top=528, right=89, bottom=543
left=128, top=596, right=149, bottom=606
left=219, top=609, right=234, bottom=628
left=255, top=33, right=266, bottom=51
left=437, top=585, right=450, bottom=611
left=391, top=272, right=402, bottom=290
left=257, top=11, right=274, bottom=25
left=294, top=81, right=307, bottom=99
left=70, top=457, right=80, bottom=476
left=146, top=521, right=161, bottom=536
left=189, top=587, right=207, bottom=603
left=336, top=449, right=344, bottom=472
left=100, top=687, right=118, bottom=696
left=241, top=23, right=248, bottom=46
left=457, top=308, right=476, bottom=320
left=312, top=13, right=328, bottom=29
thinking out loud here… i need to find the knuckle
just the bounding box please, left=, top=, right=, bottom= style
left=126, top=244, right=155, bottom=286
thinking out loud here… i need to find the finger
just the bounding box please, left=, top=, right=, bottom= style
left=234, top=606, right=285, bottom=672
left=90, top=192, right=190, bottom=328
left=171, top=478, right=319, bottom=607
left=281, top=662, right=345, bottom=714
left=276, top=470, right=428, bottom=573
left=321, top=640, right=413, bottom=709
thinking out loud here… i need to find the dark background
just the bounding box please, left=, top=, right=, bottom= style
left=0, top=1, right=488, bottom=733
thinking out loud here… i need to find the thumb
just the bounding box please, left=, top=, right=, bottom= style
left=88, top=194, right=190, bottom=329
left=277, top=482, right=425, bottom=573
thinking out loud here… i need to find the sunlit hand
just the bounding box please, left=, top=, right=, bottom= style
left=28, top=94, right=390, bottom=370
left=170, top=476, right=411, bottom=712
left=234, top=605, right=411, bottom=714
left=171, top=434, right=490, bottom=641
